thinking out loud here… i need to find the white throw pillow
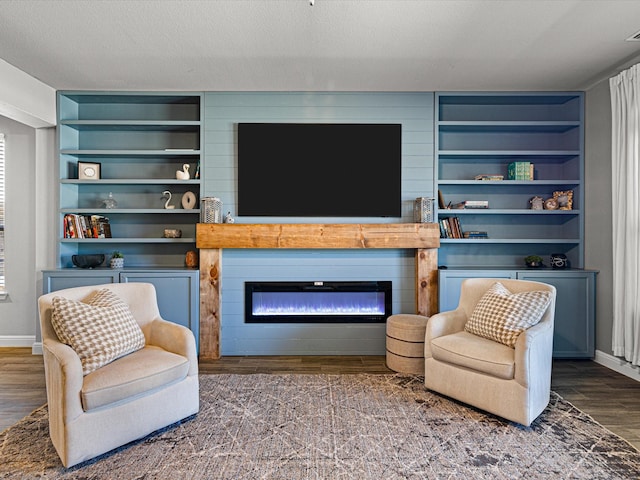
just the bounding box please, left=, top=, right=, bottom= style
left=51, top=289, right=146, bottom=375
left=464, top=282, right=552, bottom=347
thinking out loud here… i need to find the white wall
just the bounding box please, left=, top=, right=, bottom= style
left=0, top=117, right=36, bottom=342
left=0, top=59, right=56, bottom=128
left=0, top=60, right=56, bottom=347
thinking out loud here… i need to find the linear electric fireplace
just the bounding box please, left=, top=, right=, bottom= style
left=245, top=281, right=392, bottom=323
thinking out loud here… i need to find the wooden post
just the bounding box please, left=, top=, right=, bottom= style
left=416, top=247, right=438, bottom=317
left=199, top=248, right=221, bottom=360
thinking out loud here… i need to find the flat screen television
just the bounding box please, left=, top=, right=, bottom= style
left=237, top=123, right=401, bottom=217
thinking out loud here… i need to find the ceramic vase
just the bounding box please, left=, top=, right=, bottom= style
left=110, top=257, right=124, bottom=269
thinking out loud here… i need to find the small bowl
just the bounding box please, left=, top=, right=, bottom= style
left=163, top=229, right=182, bottom=238
left=72, top=254, right=105, bottom=269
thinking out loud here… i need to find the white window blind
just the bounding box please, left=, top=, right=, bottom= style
left=0, top=133, right=4, bottom=291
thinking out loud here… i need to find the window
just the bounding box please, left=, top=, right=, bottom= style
left=0, top=133, right=4, bottom=291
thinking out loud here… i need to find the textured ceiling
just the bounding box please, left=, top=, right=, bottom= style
left=0, top=0, right=640, bottom=92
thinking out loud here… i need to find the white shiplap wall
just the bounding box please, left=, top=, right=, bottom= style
left=203, top=92, right=434, bottom=355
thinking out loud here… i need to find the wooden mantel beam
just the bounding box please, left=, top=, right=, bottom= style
left=196, top=223, right=439, bottom=250
left=196, top=223, right=440, bottom=360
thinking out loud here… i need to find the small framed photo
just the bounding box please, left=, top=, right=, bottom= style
left=553, top=190, right=573, bottom=210
left=78, top=161, right=101, bottom=180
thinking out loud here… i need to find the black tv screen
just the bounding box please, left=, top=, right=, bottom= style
left=237, top=123, right=402, bottom=217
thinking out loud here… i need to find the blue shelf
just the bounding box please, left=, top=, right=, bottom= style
left=61, top=179, right=200, bottom=185
left=438, top=180, right=580, bottom=186
left=439, top=238, right=581, bottom=244
left=438, top=150, right=580, bottom=156
left=61, top=208, right=200, bottom=214
left=439, top=209, right=579, bottom=215
left=438, top=121, right=580, bottom=133
left=61, top=149, right=201, bottom=156
left=61, top=238, right=196, bottom=244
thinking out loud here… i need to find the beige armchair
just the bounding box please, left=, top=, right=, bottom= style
left=425, top=278, right=556, bottom=426
left=38, top=282, right=199, bottom=468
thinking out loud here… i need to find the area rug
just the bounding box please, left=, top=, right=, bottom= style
left=1, top=374, right=640, bottom=479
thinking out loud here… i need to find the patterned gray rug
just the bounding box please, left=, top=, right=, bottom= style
left=1, top=374, right=639, bottom=479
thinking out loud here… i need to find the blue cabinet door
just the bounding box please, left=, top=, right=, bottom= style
left=43, top=270, right=119, bottom=293
left=517, top=271, right=596, bottom=358
left=438, top=269, right=516, bottom=312
left=119, top=270, right=199, bottom=350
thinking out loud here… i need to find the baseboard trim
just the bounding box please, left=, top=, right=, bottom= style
left=32, top=342, right=43, bottom=355
left=594, top=349, right=640, bottom=382
left=0, top=335, right=36, bottom=348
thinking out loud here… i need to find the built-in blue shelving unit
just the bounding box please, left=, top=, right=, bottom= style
left=56, top=91, right=204, bottom=267
left=435, top=92, right=584, bottom=268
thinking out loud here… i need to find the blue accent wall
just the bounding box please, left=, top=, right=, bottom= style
left=203, top=92, right=434, bottom=355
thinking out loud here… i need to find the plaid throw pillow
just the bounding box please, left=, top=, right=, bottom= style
left=51, top=289, right=146, bottom=375
left=464, top=282, right=552, bottom=347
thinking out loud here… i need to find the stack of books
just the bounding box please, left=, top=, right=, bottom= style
left=451, top=200, right=489, bottom=209
left=507, top=162, right=534, bottom=180
left=64, top=214, right=111, bottom=239
left=463, top=231, right=489, bottom=239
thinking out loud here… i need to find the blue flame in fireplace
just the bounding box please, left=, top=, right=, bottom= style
left=252, top=291, right=386, bottom=316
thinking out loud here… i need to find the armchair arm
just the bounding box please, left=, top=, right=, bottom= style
left=426, top=309, right=467, bottom=340
left=514, top=318, right=554, bottom=389
left=42, top=339, right=85, bottom=424
left=424, top=308, right=468, bottom=359
left=148, top=318, right=198, bottom=376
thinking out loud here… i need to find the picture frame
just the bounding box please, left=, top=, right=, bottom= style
left=529, top=196, right=544, bottom=210
left=553, top=190, right=573, bottom=210
left=78, top=161, right=101, bottom=180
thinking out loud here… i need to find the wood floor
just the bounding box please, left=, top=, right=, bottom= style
left=2, top=348, right=640, bottom=450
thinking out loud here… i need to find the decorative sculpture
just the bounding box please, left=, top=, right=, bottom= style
left=162, top=190, right=175, bottom=209
left=529, top=196, right=544, bottom=210
left=102, top=192, right=118, bottom=209
left=181, top=191, right=197, bottom=209
left=176, top=164, right=190, bottom=180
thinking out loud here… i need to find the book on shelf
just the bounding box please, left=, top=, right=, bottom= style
left=507, top=162, right=534, bottom=180
left=63, top=214, right=111, bottom=239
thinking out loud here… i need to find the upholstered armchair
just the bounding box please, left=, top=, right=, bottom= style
left=424, top=278, right=556, bottom=426
left=38, top=282, right=199, bottom=468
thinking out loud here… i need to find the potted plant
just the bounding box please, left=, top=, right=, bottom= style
left=110, top=251, right=124, bottom=269
left=524, top=255, right=543, bottom=268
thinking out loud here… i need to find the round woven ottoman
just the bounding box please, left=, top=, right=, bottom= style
left=386, top=314, right=429, bottom=375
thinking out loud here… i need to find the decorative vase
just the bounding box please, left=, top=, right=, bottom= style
left=110, top=257, right=124, bottom=269
left=102, top=192, right=118, bottom=209
left=185, top=250, right=198, bottom=268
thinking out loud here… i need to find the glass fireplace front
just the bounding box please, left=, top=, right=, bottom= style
left=245, top=281, right=392, bottom=323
